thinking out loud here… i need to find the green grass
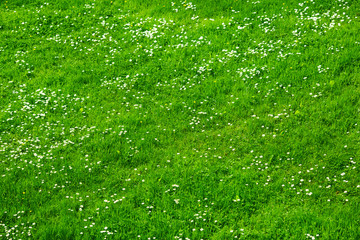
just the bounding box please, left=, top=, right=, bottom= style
left=0, top=0, right=360, bottom=239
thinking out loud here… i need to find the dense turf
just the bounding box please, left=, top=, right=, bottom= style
left=1, top=0, right=360, bottom=239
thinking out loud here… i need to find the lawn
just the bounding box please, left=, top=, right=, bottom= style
left=0, top=0, right=359, bottom=239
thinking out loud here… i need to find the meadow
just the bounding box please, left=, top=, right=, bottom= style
left=0, top=0, right=360, bottom=239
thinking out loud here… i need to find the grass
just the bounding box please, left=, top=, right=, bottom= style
left=0, top=0, right=360, bottom=239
